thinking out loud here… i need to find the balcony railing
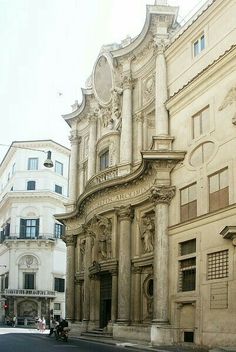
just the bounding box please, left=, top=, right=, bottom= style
left=87, top=166, right=118, bottom=187
left=2, top=289, right=56, bottom=298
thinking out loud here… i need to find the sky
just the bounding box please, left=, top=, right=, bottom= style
left=0, top=0, right=208, bottom=163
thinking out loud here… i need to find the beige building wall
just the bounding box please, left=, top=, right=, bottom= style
left=57, top=0, right=236, bottom=348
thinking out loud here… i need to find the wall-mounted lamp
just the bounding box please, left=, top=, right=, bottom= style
left=0, top=143, right=54, bottom=169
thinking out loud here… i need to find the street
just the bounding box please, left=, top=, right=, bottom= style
left=0, top=327, right=140, bottom=352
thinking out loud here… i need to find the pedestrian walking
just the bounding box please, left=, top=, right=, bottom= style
left=41, top=316, right=46, bottom=333
left=12, top=315, right=17, bottom=327
left=48, top=317, right=57, bottom=337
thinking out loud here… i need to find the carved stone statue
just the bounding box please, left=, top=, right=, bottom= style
left=111, top=87, right=122, bottom=119
left=141, top=216, right=154, bottom=253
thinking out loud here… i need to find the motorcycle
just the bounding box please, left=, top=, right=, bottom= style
left=55, top=326, right=70, bottom=342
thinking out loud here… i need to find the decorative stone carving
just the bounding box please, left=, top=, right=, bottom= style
left=153, top=36, right=168, bottom=55
left=63, top=235, right=76, bottom=247
left=80, top=239, right=86, bottom=268
left=111, top=87, right=122, bottom=119
left=143, top=75, right=155, bottom=104
left=122, top=73, right=133, bottom=90
left=116, top=205, right=134, bottom=220
left=141, top=216, right=155, bottom=253
left=95, top=216, right=112, bottom=260
left=19, top=255, right=39, bottom=269
left=149, top=185, right=176, bottom=205
left=219, top=86, right=236, bottom=111
left=69, top=130, right=81, bottom=145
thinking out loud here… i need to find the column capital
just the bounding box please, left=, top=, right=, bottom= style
left=134, top=112, right=144, bottom=123
left=122, top=73, right=133, bottom=90
left=149, top=185, right=175, bottom=205
left=88, top=113, right=97, bottom=123
left=153, top=36, right=168, bottom=55
left=69, top=130, right=81, bottom=145
left=116, top=205, right=134, bottom=221
left=63, top=234, right=76, bottom=247
left=132, top=266, right=142, bottom=274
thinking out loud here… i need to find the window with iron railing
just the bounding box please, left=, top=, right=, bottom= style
left=178, top=239, right=196, bottom=292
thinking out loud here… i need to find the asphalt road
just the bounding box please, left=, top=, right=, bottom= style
left=0, top=327, right=138, bottom=352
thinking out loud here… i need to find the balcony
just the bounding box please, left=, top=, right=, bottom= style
left=2, top=289, right=56, bottom=298
left=87, top=166, right=118, bottom=187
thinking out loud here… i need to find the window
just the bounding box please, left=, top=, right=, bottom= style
left=207, top=250, right=228, bottom=280
left=27, top=181, right=36, bottom=190
left=209, top=168, right=229, bottom=212
left=54, top=223, right=64, bottom=238
left=193, top=33, right=205, bottom=57
left=20, top=219, right=39, bottom=239
left=179, top=239, right=196, bottom=292
left=54, top=303, right=61, bottom=311
left=24, top=273, right=35, bottom=289
left=54, top=278, right=65, bottom=292
left=180, top=183, right=197, bottom=222
left=28, top=158, right=38, bottom=170
left=100, top=149, right=109, bottom=170
left=55, top=161, right=63, bottom=176
left=55, top=184, right=62, bottom=195
left=192, top=106, right=209, bottom=139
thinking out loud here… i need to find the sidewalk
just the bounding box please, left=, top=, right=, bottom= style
left=71, top=334, right=211, bottom=352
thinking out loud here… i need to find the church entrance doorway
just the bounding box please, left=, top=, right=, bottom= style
left=100, top=273, right=112, bottom=328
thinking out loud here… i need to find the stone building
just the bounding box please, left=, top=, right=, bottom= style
left=0, top=140, right=70, bottom=325
left=56, top=0, right=236, bottom=348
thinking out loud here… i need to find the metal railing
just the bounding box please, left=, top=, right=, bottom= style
left=2, top=289, right=56, bottom=298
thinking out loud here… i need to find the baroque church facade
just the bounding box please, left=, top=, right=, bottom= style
left=56, top=0, right=236, bottom=347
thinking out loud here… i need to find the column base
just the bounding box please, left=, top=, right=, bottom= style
left=116, top=319, right=130, bottom=325
left=151, top=135, right=174, bottom=151
left=81, top=319, right=89, bottom=332
left=151, top=323, right=173, bottom=346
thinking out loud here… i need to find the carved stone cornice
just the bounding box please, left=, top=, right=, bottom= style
left=149, top=185, right=175, bottom=205
left=116, top=204, right=134, bottom=221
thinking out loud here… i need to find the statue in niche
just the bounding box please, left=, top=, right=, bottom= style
left=95, top=216, right=112, bottom=260
left=141, top=216, right=154, bottom=253
left=111, top=87, right=122, bottom=120
left=80, top=239, right=86, bottom=268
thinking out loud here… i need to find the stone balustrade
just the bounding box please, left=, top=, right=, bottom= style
left=87, top=166, right=118, bottom=187
left=2, top=288, right=56, bottom=297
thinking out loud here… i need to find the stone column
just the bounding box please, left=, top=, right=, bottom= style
left=74, top=279, right=82, bottom=321
left=111, top=269, right=118, bottom=323
left=120, top=69, right=133, bottom=166
left=68, top=130, right=81, bottom=203
left=155, top=40, right=168, bottom=136
left=132, top=267, right=142, bottom=323
left=143, top=113, right=148, bottom=149
left=87, top=114, right=97, bottom=180
left=135, top=112, right=143, bottom=162
left=65, top=235, right=76, bottom=321
left=83, top=235, right=92, bottom=325
left=116, top=205, right=133, bottom=323
left=150, top=186, right=175, bottom=323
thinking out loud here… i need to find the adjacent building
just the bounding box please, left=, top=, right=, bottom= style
left=0, top=140, right=70, bottom=325
left=56, top=0, right=236, bottom=348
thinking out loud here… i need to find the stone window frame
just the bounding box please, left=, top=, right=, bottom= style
left=27, top=180, right=36, bottom=191
left=99, top=148, right=109, bottom=171
left=180, top=183, right=197, bottom=222
left=27, top=157, right=38, bottom=171
left=192, top=105, right=210, bottom=140
left=192, top=32, right=205, bottom=58
left=208, top=167, right=229, bottom=212
left=178, top=239, right=196, bottom=292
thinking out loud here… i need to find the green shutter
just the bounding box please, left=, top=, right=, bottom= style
left=36, top=219, right=39, bottom=237
left=20, top=219, right=26, bottom=238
